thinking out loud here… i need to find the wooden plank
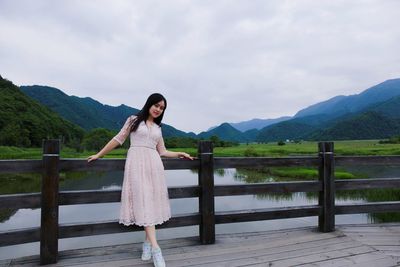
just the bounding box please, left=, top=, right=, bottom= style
left=0, top=192, right=41, bottom=209
left=40, top=139, right=60, bottom=265
left=59, top=186, right=200, bottom=206
left=215, top=205, right=321, bottom=224
left=336, top=178, right=400, bottom=190
left=0, top=186, right=200, bottom=212
left=304, top=251, right=397, bottom=267
left=336, top=201, right=400, bottom=214
left=163, top=158, right=200, bottom=170
left=60, top=158, right=199, bottom=172
left=162, top=236, right=362, bottom=266
left=348, top=240, right=400, bottom=246
left=214, top=156, right=319, bottom=169
left=214, top=227, right=336, bottom=244
left=339, top=224, right=399, bottom=232
left=0, top=159, right=42, bottom=174
left=0, top=227, right=40, bottom=246
left=336, top=155, right=400, bottom=166
left=231, top=245, right=376, bottom=267
left=42, top=227, right=344, bottom=266
left=198, top=141, right=215, bottom=244
left=6, top=225, right=400, bottom=267
left=58, top=213, right=200, bottom=239
left=61, top=158, right=125, bottom=172
left=70, top=238, right=356, bottom=267
left=214, top=181, right=321, bottom=196
left=162, top=231, right=345, bottom=257
left=374, top=245, right=400, bottom=251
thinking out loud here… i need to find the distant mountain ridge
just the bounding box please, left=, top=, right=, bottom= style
left=257, top=78, right=400, bottom=142
left=227, top=117, right=291, bottom=132
left=295, top=78, right=400, bottom=118
left=15, top=77, right=400, bottom=143
left=20, top=85, right=194, bottom=138
left=199, top=123, right=249, bottom=142
left=20, top=85, right=139, bottom=131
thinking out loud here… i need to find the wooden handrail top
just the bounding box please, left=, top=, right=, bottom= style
left=2, top=155, right=400, bottom=174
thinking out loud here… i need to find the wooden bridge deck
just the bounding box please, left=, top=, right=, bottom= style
left=2, top=224, right=399, bottom=267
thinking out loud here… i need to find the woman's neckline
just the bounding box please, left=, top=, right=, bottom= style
left=145, top=120, right=155, bottom=129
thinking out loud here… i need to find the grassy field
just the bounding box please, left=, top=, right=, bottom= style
left=214, top=140, right=400, bottom=157
left=0, top=140, right=399, bottom=159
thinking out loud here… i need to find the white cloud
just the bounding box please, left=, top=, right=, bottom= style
left=1, top=0, right=400, bottom=133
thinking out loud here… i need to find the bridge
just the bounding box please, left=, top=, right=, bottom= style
left=0, top=140, right=399, bottom=266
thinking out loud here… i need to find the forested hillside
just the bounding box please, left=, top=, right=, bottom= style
left=0, top=76, right=84, bottom=147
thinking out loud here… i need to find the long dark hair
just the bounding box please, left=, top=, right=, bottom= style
left=130, top=93, right=167, bottom=132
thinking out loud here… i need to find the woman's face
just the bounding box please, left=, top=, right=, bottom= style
left=149, top=100, right=165, bottom=119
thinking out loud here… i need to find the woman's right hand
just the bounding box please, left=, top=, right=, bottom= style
left=87, top=154, right=100, bottom=162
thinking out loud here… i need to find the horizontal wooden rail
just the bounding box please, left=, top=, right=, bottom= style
left=0, top=186, right=200, bottom=209
left=0, top=213, right=200, bottom=246
left=336, top=155, right=400, bottom=166
left=336, top=178, right=400, bottom=190
left=58, top=213, right=200, bottom=239
left=336, top=201, right=400, bottom=214
left=0, top=227, right=40, bottom=246
left=215, top=206, right=322, bottom=224
left=4, top=178, right=399, bottom=210
left=2, top=155, right=400, bottom=174
left=2, top=201, right=399, bottom=247
left=214, top=181, right=322, bottom=196
left=0, top=192, right=41, bottom=209
left=0, top=159, right=42, bottom=173
left=59, top=186, right=200, bottom=205
left=59, top=158, right=200, bottom=172
left=214, top=157, right=319, bottom=168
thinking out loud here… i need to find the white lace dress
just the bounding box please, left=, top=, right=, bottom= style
left=113, top=115, right=171, bottom=226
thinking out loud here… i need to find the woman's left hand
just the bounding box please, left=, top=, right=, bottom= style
left=179, top=152, right=194, bottom=160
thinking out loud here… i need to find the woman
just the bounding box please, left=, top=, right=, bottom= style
left=87, top=93, right=193, bottom=267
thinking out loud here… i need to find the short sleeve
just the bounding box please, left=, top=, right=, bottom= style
left=156, top=134, right=167, bottom=156
left=113, top=116, right=135, bottom=145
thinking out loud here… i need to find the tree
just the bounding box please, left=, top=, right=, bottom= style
left=82, top=128, right=115, bottom=151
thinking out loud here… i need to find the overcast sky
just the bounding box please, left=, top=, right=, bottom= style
left=1, top=0, right=399, bottom=133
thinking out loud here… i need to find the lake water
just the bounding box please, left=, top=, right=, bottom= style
left=0, top=165, right=399, bottom=260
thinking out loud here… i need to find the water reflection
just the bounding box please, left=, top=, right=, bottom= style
left=1, top=165, right=399, bottom=226
left=233, top=166, right=400, bottom=222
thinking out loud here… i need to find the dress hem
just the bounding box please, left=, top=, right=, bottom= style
left=119, top=216, right=171, bottom=227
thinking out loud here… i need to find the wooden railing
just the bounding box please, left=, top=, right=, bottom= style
left=1, top=140, right=400, bottom=265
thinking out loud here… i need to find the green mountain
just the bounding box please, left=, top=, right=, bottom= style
left=0, top=76, right=84, bottom=147
left=257, top=79, right=400, bottom=142
left=295, top=78, right=400, bottom=118
left=228, top=116, right=292, bottom=131
left=20, top=85, right=139, bottom=131
left=309, top=111, right=400, bottom=141
left=257, top=96, right=400, bottom=142
left=256, top=121, right=317, bottom=142
left=367, top=96, right=400, bottom=119
left=16, top=78, right=400, bottom=143
left=161, top=124, right=196, bottom=138
left=198, top=123, right=253, bottom=142
left=20, top=85, right=193, bottom=138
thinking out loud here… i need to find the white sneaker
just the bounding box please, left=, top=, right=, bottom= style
left=152, top=247, right=166, bottom=267
left=141, top=241, right=152, bottom=261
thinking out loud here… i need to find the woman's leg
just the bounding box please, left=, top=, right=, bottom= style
left=144, top=225, right=159, bottom=249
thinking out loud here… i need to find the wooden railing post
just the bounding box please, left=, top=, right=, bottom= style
left=198, top=141, right=215, bottom=244
left=40, top=139, right=60, bottom=265
left=318, top=142, right=335, bottom=232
